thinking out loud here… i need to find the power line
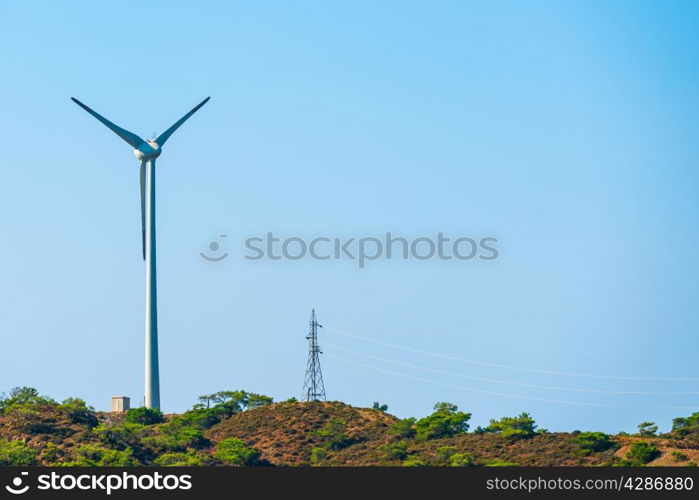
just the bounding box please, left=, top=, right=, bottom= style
left=326, top=354, right=613, bottom=407
left=324, top=343, right=699, bottom=396
left=325, top=327, right=699, bottom=382
left=302, top=309, right=326, bottom=401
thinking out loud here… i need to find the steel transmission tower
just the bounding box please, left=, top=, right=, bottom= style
left=302, top=309, right=326, bottom=401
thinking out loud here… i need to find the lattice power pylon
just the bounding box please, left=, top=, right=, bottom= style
left=302, top=309, right=326, bottom=401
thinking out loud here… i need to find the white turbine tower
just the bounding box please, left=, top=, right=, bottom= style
left=71, top=96, right=210, bottom=409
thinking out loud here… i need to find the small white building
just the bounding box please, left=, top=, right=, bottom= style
left=111, top=396, right=131, bottom=412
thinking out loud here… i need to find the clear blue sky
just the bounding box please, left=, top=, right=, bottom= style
left=0, top=1, right=698, bottom=433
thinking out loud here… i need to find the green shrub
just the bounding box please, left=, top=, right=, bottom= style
left=93, top=422, right=149, bottom=451
left=380, top=441, right=408, bottom=460
left=69, top=444, right=135, bottom=466
left=214, top=438, right=259, bottom=466
left=125, top=407, right=164, bottom=425
left=572, top=432, right=615, bottom=454
left=153, top=450, right=206, bottom=466
left=449, top=452, right=474, bottom=467
left=147, top=415, right=208, bottom=451
left=0, top=440, right=37, bottom=466
left=485, top=460, right=518, bottom=467
left=415, top=403, right=471, bottom=440
left=402, top=457, right=425, bottom=467
left=3, top=406, right=56, bottom=435
left=436, top=445, right=456, bottom=462
left=671, top=451, right=688, bottom=463
left=389, top=418, right=416, bottom=439
left=626, top=441, right=660, bottom=464
left=485, top=413, right=537, bottom=441
left=144, top=429, right=207, bottom=453
left=40, top=442, right=61, bottom=464
left=312, top=418, right=352, bottom=450
left=309, top=446, right=328, bottom=465
left=175, top=408, right=222, bottom=430
left=435, top=447, right=475, bottom=466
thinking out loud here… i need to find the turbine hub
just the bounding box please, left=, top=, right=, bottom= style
left=134, top=140, right=161, bottom=161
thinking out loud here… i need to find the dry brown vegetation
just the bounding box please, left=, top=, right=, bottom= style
left=1, top=393, right=698, bottom=467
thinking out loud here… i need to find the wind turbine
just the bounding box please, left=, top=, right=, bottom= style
left=71, top=96, right=210, bottom=409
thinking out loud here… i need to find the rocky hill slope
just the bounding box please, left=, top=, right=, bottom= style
left=0, top=388, right=697, bottom=467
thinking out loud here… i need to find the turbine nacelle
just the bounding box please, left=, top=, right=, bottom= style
left=134, top=140, right=162, bottom=162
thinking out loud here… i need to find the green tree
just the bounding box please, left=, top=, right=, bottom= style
left=389, top=418, right=416, bottom=439
left=125, top=407, right=164, bottom=425
left=485, top=413, right=537, bottom=441
left=0, top=387, right=55, bottom=412
left=195, top=393, right=218, bottom=409
left=626, top=441, right=660, bottom=465
left=191, top=390, right=274, bottom=425
left=672, top=413, right=699, bottom=437
left=246, top=393, right=273, bottom=409
left=372, top=402, right=389, bottom=412
left=0, top=440, right=37, bottom=466
left=637, top=422, right=658, bottom=437
left=572, top=432, right=615, bottom=454
left=214, top=438, right=259, bottom=466
left=59, top=398, right=98, bottom=427
left=415, top=402, right=471, bottom=440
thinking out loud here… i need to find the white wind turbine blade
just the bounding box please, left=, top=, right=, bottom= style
left=155, top=97, right=210, bottom=146
left=71, top=97, right=145, bottom=148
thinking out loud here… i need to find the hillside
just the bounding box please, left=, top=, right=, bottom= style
left=0, top=388, right=698, bottom=467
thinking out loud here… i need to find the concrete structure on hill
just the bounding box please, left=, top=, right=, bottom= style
left=111, top=396, right=130, bottom=413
